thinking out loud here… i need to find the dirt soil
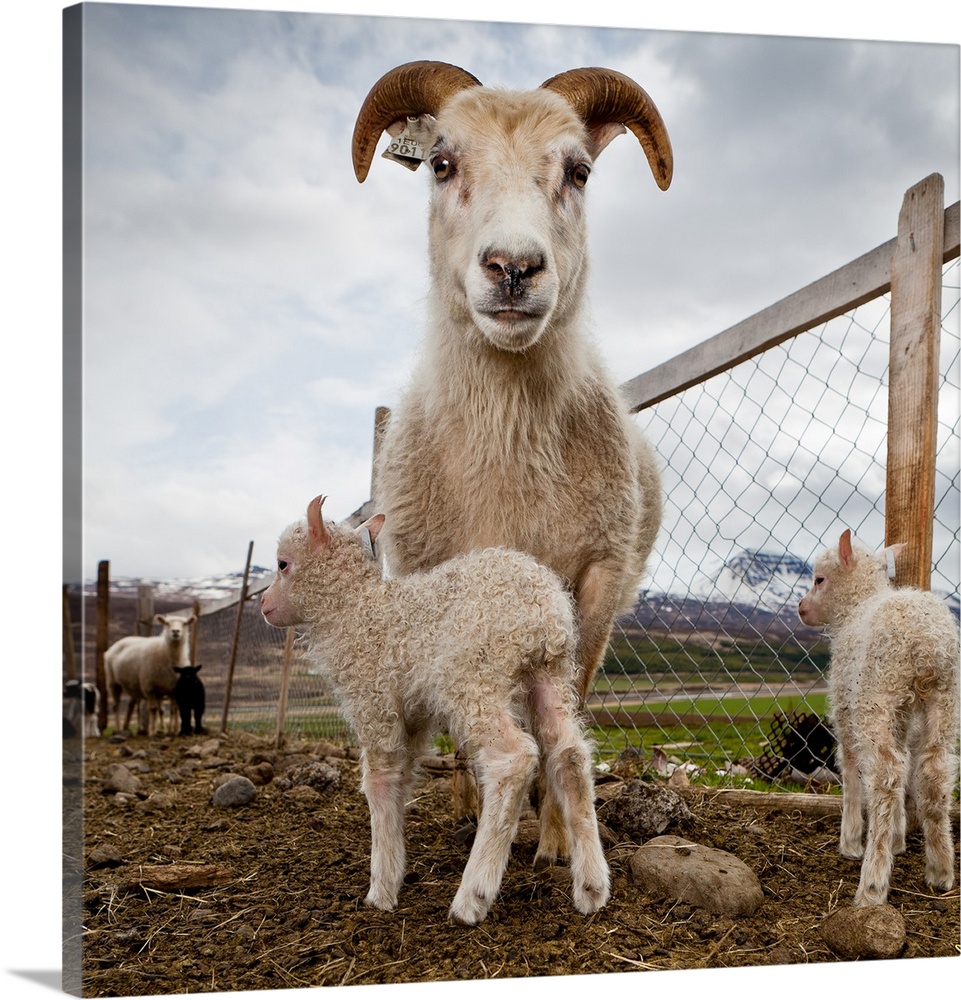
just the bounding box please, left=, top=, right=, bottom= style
left=69, top=730, right=959, bottom=997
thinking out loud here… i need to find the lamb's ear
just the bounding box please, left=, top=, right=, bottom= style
left=359, top=513, right=386, bottom=542
left=838, top=529, right=855, bottom=569
left=306, top=495, right=330, bottom=551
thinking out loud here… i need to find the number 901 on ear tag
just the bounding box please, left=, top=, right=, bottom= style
left=381, top=115, right=435, bottom=171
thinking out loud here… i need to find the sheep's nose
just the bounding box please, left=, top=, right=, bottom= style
left=483, top=251, right=544, bottom=297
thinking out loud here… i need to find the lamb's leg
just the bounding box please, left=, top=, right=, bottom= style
left=835, top=718, right=865, bottom=859
left=912, top=700, right=958, bottom=893
left=573, top=562, right=623, bottom=705
left=121, top=696, right=138, bottom=734
left=531, top=677, right=609, bottom=913
left=451, top=747, right=480, bottom=823
left=854, top=729, right=907, bottom=907
left=111, top=689, right=123, bottom=734
left=361, top=750, right=412, bottom=911
left=531, top=563, right=621, bottom=864
left=450, top=728, right=538, bottom=925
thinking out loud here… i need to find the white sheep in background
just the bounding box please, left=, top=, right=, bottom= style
left=798, top=529, right=959, bottom=906
left=261, top=495, right=610, bottom=926
left=352, top=61, right=670, bottom=852
left=104, top=613, right=196, bottom=736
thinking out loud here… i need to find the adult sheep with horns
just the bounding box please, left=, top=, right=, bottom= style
left=351, top=61, right=672, bottom=858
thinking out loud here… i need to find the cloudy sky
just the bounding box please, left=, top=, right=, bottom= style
left=60, top=3, right=959, bottom=594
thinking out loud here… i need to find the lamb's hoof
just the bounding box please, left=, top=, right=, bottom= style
left=532, top=851, right=556, bottom=872
left=925, top=869, right=955, bottom=893
left=839, top=843, right=864, bottom=860
left=853, top=885, right=888, bottom=908
left=453, top=822, right=476, bottom=849
left=573, top=881, right=610, bottom=915
left=449, top=890, right=490, bottom=926
left=364, top=891, right=397, bottom=912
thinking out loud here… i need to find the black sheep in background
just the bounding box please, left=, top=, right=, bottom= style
left=173, top=665, right=206, bottom=736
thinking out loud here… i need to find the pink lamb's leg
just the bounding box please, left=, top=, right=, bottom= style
left=449, top=727, right=539, bottom=926
left=834, top=712, right=865, bottom=860
left=361, top=749, right=412, bottom=911
left=912, top=699, right=959, bottom=893
left=854, top=717, right=908, bottom=907
left=534, top=562, right=621, bottom=865
left=531, top=676, right=610, bottom=914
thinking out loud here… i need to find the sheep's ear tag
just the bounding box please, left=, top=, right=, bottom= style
left=381, top=115, right=435, bottom=171
left=360, top=525, right=377, bottom=561
left=885, top=547, right=897, bottom=580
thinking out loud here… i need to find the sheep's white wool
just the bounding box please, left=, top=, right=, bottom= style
left=104, top=614, right=196, bottom=736
left=261, top=497, right=610, bottom=925
left=798, top=530, right=959, bottom=907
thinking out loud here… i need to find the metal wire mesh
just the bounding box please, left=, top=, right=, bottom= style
left=190, top=596, right=350, bottom=742
left=593, top=258, right=960, bottom=787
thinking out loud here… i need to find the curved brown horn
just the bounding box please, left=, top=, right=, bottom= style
left=540, top=67, right=673, bottom=190
left=352, top=61, right=482, bottom=183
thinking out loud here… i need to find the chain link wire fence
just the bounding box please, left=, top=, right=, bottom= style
left=137, top=258, right=958, bottom=793
left=595, top=256, right=960, bottom=787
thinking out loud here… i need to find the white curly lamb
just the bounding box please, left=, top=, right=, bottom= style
left=798, top=529, right=959, bottom=906
left=261, top=494, right=610, bottom=925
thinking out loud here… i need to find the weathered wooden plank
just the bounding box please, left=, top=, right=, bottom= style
left=622, top=195, right=959, bottom=413
left=677, top=784, right=961, bottom=823
left=885, top=174, right=945, bottom=589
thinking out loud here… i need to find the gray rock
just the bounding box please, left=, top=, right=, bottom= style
left=210, top=774, right=258, bottom=807
left=136, top=791, right=178, bottom=813
left=820, top=905, right=907, bottom=960
left=629, top=835, right=764, bottom=916
left=598, top=780, right=693, bottom=840
left=101, top=763, right=145, bottom=796
left=276, top=760, right=341, bottom=795
left=87, top=845, right=125, bottom=869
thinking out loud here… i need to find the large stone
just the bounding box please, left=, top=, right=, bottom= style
left=820, top=905, right=906, bottom=960
left=101, top=763, right=145, bottom=797
left=629, top=835, right=764, bottom=916
left=210, top=774, right=258, bottom=807
left=598, top=780, right=693, bottom=840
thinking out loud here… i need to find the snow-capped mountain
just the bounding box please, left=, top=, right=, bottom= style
left=92, top=567, right=276, bottom=605
left=84, top=548, right=958, bottom=623
left=692, top=550, right=813, bottom=616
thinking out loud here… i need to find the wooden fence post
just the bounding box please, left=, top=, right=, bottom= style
left=221, top=541, right=254, bottom=733
left=886, top=173, right=945, bottom=590
left=95, top=560, right=110, bottom=731
left=62, top=585, right=76, bottom=683
left=275, top=627, right=296, bottom=748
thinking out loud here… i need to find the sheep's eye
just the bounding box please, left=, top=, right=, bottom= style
left=431, top=156, right=454, bottom=181
left=571, top=163, right=590, bottom=188
left=278, top=560, right=288, bottom=572
left=814, top=576, right=825, bottom=586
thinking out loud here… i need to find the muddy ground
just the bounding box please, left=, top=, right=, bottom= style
left=67, top=729, right=959, bottom=997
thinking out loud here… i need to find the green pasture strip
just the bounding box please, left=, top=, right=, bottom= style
left=589, top=691, right=830, bottom=774
left=603, top=634, right=830, bottom=681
